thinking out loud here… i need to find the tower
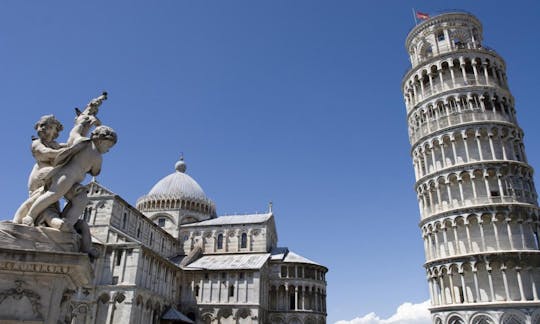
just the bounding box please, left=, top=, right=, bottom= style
left=402, top=12, right=540, bottom=323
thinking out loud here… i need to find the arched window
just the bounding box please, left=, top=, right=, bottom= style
left=229, top=285, right=235, bottom=297
left=217, top=234, right=223, bottom=249
left=241, top=233, right=248, bottom=249
left=194, top=285, right=200, bottom=297
left=158, top=217, right=166, bottom=227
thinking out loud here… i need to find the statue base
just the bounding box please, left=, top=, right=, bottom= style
left=0, top=221, right=93, bottom=324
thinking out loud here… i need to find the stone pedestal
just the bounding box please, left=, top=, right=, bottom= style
left=0, top=221, right=93, bottom=324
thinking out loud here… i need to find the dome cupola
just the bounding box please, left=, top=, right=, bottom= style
left=136, top=157, right=216, bottom=224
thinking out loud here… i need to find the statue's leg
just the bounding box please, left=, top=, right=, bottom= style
left=13, top=196, right=36, bottom=224
left=13, top=189, right=44, bottom=224
left=24, top=190, right=64, bottom=225
left=74, top=220, right=98, bottom=260
left=39, top=206, right=63, bottom=229
left=62, top=184, right=89, bottom=228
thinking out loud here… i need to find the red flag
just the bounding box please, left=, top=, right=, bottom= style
left=416, top=11, right=429, bottom=20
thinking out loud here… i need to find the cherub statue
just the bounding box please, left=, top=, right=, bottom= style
left=13, top=93, right=115, bottom=259
left=23, top=126, right=117, bottom=227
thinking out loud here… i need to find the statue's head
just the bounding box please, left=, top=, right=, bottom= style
left=91, top=125, right=117, bottom=153
left=34, top=115, right=63, bottom=141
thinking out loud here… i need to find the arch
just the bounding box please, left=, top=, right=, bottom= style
left=470, top=313, right=495, bottom=324
left=236, top=308, right=251, bottom=319
left=447, top=314, right=465, bottom=324
left=531, top=309, right=540, bottom=324
left=305, top=315, right=317, bottom=324
left=201, top=312, right=214, bottom=324
left=217, top=308, right=232, bottom=318
left=500, top=311, right=526, bottom=324
left=419, top=41, right=433, bottom=60
left=98, top=293, right=110, bottom=303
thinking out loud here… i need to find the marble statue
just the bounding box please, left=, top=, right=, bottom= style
left=12, top=92, right=116, bottom=257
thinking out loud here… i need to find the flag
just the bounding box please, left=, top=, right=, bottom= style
left=416, top=11, right=429, bottom=20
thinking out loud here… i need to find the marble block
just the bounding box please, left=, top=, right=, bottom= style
left=0, top=221, right=93, bottom=324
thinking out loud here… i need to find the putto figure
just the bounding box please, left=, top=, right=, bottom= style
left=13, top=93, right=116, bottom=257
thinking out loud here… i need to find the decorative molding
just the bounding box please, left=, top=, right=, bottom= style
left=0, top=280, right=42, bottom=318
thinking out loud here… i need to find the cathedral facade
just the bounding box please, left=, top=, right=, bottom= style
left=79, top=158, right=327, bottom=324
left=402, top=11, right=540, bottom=324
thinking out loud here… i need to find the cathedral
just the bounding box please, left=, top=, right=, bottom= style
left=80, top=157, right=327, bottom=323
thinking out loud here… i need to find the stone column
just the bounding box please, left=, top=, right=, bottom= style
left=449, top=64, right=456, bottom=88
left=516, top=267, right=525, bottom=301
left=460, top=271, right=468, bottom=303
left=473, top=267, right=480, bottom=302
left=482, top=63, right=490, bottom=85
left=472, top=61, right=480, bottom=84
left=501, top=265, right=511, bottom=301
left=487, top=266, right=495, bottom=302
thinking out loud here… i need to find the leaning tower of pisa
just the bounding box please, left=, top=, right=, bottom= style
left=402, top=12, right=540, bottom=324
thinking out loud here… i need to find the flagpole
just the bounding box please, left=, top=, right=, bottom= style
left=412, top=8, right=418, bottom=25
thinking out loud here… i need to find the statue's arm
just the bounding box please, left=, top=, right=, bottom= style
left=31, top=141, right=63, bottom=162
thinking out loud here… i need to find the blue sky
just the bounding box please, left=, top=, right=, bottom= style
left=1, top=1, right=540, bottom=323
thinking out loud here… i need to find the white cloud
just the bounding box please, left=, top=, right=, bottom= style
left=335, top=300, right=431, bottom=324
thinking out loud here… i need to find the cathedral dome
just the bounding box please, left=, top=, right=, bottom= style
left=147, top=161, right=207, bottom=200
left=136, top=157, right=216, bottom=217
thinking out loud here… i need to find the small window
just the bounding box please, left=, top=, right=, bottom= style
left=158, top=218, right=166, bottom=227
left=195, top=285, right=200, bottom=297
left=221, top=272, right=226, bottom=279
left=116, top=250, right=123, bottom=266
left=112, top=276, right=119, bottom=285
left=217, top=234, right=223, bottom=249
left=83, top=207, right=92, bottom=222
left=122, top=212, right=127, bottom=228
left=136, top=223, right=141, bottom=238
left=437, top=31, right=445, bottom=41
left=239, top=272, right=244, bottom=280
left=204, top=273, right=209, bottom=280
left=491, top=191, right=500, bottom=197
left=229, top=285, right=235, bottom=297
left=240, top=233, right=247, bottom=249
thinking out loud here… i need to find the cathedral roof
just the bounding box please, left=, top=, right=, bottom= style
left=270, top=247, right=323, bottom=267
left=182, top=253, right=270, bottom=270
left=146, top=157, right=208, bottom=200
left=181, top=213, right=272, bottom=227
